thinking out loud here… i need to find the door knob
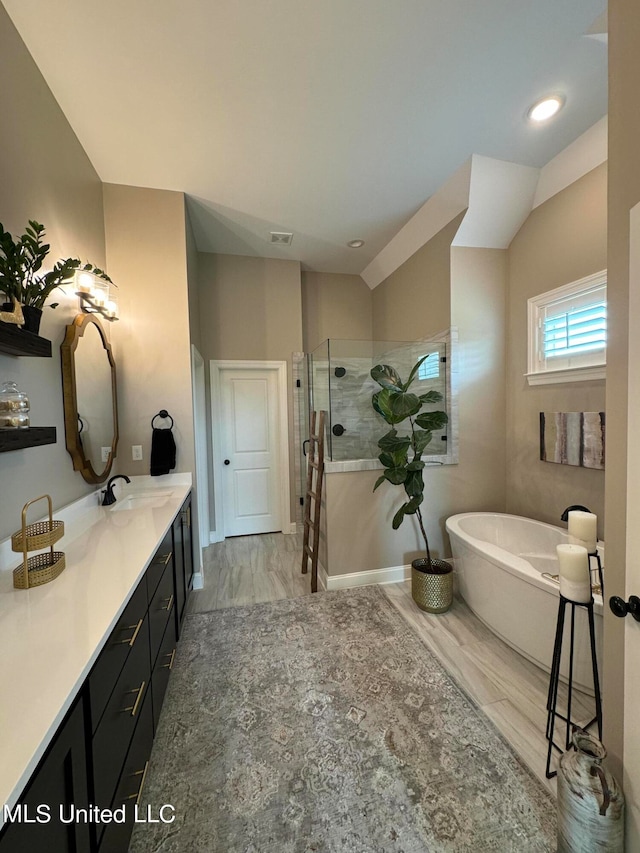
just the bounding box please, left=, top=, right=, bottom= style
left=224, top=459, right=230, bottom=465
left=609, top=594, right=640, bottom=621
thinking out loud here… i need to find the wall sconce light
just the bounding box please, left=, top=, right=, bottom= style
left=75, top=269, right=119, bottom=321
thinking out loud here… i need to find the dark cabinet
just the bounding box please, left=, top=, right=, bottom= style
left=172, top=511, right=185, bottom=631
left=173, top=497, right=194, bottom=635
left=182, top=501, right=194, bottom=599
left=88, top=581, right=148, bottom=735
left=89, top=505, right=187, bottom=851
left=0, top=496, right=191, bottom=853
left=0, top=699, right=91, bottom=853
left=146, top=530, right=173, bottom=604
left=92, top=614, right=151, bottom=813
left=151, top=615, right=177, bottom=733
left=148, top=562, right=174, bottom=666
left=97, top=693, right=154, bottom=853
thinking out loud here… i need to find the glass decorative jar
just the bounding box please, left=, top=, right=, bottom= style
left=0, top=381, right=30, bottom=429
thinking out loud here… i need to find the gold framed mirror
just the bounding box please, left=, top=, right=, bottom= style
left=61, top=314, right=118, bottom=484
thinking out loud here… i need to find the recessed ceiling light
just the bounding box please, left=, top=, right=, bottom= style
left=347, top=239, right=365, bottom=248
left=527, top=95, right=565, bottom=123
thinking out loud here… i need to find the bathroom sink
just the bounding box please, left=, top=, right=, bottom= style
left=109, top=490, right=173, bottom=511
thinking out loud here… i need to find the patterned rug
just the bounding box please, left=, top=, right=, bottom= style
left=129, top=587, right=556, bottom=852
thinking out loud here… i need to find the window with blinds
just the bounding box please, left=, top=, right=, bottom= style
left=417, top=352, right=440, bottom=381
left=527, top=271, right=607, bottom=384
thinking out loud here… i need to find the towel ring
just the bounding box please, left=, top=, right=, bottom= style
left=152, top=410, right=174, bottom=430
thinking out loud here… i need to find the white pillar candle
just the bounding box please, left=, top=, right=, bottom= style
left=568, top=511, right=597, bottom=554
left=557, top=543, right=591, bottom=603
left=75, top=271, right=94, bottom=294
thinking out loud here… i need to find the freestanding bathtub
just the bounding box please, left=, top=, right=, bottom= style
left=445, top=512, right=603, bottom=694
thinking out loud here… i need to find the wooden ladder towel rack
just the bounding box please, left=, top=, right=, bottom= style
left=301, top=410, right=326, bottom=593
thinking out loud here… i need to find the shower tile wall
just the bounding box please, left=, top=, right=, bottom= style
left=310, top=345, right=331, bottom=458
left=306, top=335, right=451, bottom=464
left=329, top=358, right=380, bottom=461
left=376, top=340, right=449, bottom=459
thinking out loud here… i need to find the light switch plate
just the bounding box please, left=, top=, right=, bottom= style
left=101, top=447, right=111, bottom=463
left=132, top=445, right=143, bottom=461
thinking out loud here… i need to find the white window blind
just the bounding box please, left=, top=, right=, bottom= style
left=542, top=289, right=606, bottom=361
left=527, top=272, right=607, bottom=384
left=418, top=352, right=440, bottom=381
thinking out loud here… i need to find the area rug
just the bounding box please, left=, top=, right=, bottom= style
left=129, top=587, right=556, bottom=852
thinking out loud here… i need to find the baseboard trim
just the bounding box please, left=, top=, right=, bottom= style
left=191, top=572, right=204, bottom=590
left=324, top=563, right=411, bottom=591
left=284, top=522, right=297, bottom=535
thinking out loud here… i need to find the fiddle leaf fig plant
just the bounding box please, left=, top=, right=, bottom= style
left=0, top=219, right=111, bottom=311
left=371, top=355, right=448, bottom=567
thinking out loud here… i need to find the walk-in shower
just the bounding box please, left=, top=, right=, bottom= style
left=307, top=336, right=452, bottom=463
left=292, top=332, right=456, bottom=530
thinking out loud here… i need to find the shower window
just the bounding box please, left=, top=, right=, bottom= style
left=417, top=352, right=441, bottom=381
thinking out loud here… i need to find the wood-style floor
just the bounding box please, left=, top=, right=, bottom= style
left=188, top=531, right=310, bottom=612
left=189, top=532, right=597, bottom=794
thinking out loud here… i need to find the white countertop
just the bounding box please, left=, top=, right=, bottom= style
left=0, top=474, right=192, bottom=825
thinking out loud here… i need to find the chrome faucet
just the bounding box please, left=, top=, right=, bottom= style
left=101, top=474, right=131, bottom=506
left=560, top=504, right=591, bottom=522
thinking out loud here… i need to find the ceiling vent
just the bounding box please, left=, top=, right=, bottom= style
left=269, top=231, right=293, bottom=245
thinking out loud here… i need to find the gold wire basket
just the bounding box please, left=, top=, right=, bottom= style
left=11, top=495, right=66, bottom=590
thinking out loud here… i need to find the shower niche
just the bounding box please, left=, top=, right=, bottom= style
left=305, top=332, right=457, bottom=466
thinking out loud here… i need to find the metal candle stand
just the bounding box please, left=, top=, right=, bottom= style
left=545, top=550, right=603, bottom=779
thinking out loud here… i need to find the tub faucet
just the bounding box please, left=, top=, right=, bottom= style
left=102, top=475, right=131, bottom=506
left=560, top=504, right=591, bottom=523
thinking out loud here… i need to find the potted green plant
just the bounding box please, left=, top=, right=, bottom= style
left=0, top=223, right=23, bottom=319
left=370, top=355, right=452, bottom=612
left=0, top=220, right=110, bottom=334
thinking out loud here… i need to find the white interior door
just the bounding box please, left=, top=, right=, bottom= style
left=220, top=367, right=282, bottom=536
left=623, top=203, right=640, bottom=846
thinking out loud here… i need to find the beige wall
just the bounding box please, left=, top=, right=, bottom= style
left=451, top=246, right=507, bottom=512
left=372, top=215, right=462, bottom=341
left=324, top=221, right=508, bottom=575
left=603, top=0, right=640, bottom=779
left=197, top=252, right=303, bottom=528
left=301, top=271, right=372, bottom=352
left=0, top=5, right=106, bottom=540
left=185, top=204, right=201, bottom=355
left=197, top=253, right=302, bottom=363
left=505, top=164, right=607, bottom=536
left=104, top=185, right=195, bottom=480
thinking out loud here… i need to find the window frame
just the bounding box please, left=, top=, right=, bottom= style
left=526, top=270, right=607, bottom=386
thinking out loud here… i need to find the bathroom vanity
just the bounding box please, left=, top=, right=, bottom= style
left=0, top=475, right=193, bottom=852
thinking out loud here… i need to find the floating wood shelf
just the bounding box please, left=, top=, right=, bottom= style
left=0, top=427, right=56, bottom=453
left=0, top=324, right=52, bottom=358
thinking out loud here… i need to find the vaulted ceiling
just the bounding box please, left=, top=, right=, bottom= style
left=3, top=0, right=607, bottom=274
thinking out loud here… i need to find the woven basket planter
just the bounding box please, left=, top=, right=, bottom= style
left=411, top=558, right=453, bottom=614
